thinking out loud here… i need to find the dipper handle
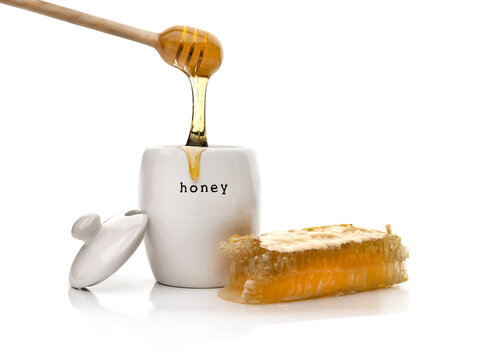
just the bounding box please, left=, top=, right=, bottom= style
left=0, top=0, right=160, bottom=48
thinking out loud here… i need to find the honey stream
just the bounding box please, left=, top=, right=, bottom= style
left=158, top=25, right=223, bottom=180
left=185, top=76, right=209, bottom=147
left=180, top=77, right=208, bottom=181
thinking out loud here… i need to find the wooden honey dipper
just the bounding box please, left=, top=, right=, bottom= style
left=0, top=0, right=223, bottom=78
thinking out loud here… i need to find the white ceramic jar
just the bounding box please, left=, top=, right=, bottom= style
left=139, top=146, right=260, bottom=288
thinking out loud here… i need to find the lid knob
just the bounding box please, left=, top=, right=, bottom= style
left=71, top=213, right=102, bottom=243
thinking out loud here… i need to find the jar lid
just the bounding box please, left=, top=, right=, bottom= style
left=69, top=210, right=148, bottom=289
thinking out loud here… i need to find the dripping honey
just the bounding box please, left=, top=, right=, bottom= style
left=158, top=25, right=223, bottom=78
left=186, top=76, right=209, bottom=147
left=158, top=25, right=223, bottom=179
left=180, top=146, right=205, bottom=181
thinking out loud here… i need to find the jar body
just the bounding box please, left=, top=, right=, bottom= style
left=139, top=146, right=260, bottom=288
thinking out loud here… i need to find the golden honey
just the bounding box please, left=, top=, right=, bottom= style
left=185, top=76, right=209, bottom=147
left=158, top=25, right=223, bottom=178
left=219, top=224, right=409, bottom=304
left=180, top=145, right=205, bottom=181
left=157, top=25, right=223, bottom=78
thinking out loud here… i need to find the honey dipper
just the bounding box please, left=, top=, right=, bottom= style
left=0, top=0, right=223, bottom=78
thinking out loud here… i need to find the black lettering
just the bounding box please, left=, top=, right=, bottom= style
left=211, top=184, right=218, bottom=193
left=190, top=185, right=198, bottom=193
left=221, top=184, right=228, bottom=195
left=180, top=182, right=187, bottom=193
left=201, top=185, right=208, bottom=193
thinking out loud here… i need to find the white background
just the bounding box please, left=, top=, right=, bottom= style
left=0, top=0, right=499, bottom=358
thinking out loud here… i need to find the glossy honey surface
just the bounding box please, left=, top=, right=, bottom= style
left=157, top=25, right=223, bottom=78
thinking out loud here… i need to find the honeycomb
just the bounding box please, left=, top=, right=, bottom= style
left=219, top=224, right=409, bottom=304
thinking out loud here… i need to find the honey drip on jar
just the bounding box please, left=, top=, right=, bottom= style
left=180, top=146, right=205, bottom=181
left=157, top=25, right=223, bottom=180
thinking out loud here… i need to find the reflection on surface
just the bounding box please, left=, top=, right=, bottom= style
left=68, top=287, right=143, bottom=332
left=69, top=282, right=409, bottom=345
